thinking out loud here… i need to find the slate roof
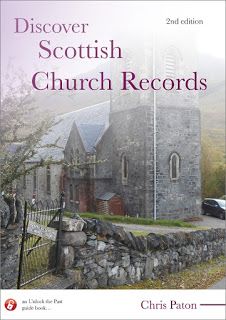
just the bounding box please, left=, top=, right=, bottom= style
left=77, top=124, right=105, bottom=153
left=6, top=143, right=22, bottom=154
left=28, top=101, right=110, bottom=162
left=96, top=192, right=116, bottom=201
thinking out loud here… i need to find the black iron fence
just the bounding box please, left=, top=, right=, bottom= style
left=17, top=195, right=64, bottom=289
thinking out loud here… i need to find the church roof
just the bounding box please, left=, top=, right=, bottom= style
left=77, top=123, right=105, bottom=153
left=6, top=143, right=22, bottom=154
left=96, top=192, right=116, bottom=201
left=28, top=101, right=110, bottom=162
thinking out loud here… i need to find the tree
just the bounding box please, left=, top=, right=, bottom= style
left=211, top=165, right=226, bottom=198
left=201, top=136, right=215, bottom=198
left=0, top=69, right=56, bottom=189
left=201, top=135, right=225, bottom=198
left=0, top=67, right=106, bottom=227
left=0, top=67, right=55, bottom=227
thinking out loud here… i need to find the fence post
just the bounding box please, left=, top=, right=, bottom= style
left=56, top=192, right=65, bottom=273
left=17, top=201, right=27, bottom=289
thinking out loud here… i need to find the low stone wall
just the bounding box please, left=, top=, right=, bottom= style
left=0, top=195, right=23, bottom=289
left=0, top=225, right=21, bottom=289
left=59, top=218, right=226, bottom=289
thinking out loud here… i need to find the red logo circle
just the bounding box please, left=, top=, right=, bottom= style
left=5, top=299, right=17, bottom=311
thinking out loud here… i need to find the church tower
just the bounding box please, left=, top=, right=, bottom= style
left=109, top=31, right=201, bottom=218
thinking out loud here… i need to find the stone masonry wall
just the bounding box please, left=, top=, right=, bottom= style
left=0, top=195, right=22, bottom=289
left=59, top=218, right=226, bottom=289
left=156, top=106, right=201, bottom=218
left=23, top=163, right=62, bottom=203
left=110, top=106, right=147, bottom=217
left=0, top=225, right=21, bottom=289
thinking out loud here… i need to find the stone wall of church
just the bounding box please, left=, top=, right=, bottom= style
left=64, top=123, right=86, bottom=165
left=22, top=164, right=62, bottom=202
left=107, top=33, right=201, bottom=219
left=108, top=101, right=201, bottom=219
left=95, top=127, right=113, bottom=199
left=110, top=106, right=148, bottom=217
left=156, top=106, right=201, bottom=218
left=64, top=124, right=87, bottom=211
left=23, top=124, right=88, bottom=207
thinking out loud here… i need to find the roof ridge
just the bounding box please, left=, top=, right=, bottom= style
left=78, top=123, right=105, bottom=127
left=59, top=100, right=110, bottom=118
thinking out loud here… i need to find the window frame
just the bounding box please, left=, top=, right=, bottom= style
left=33, top=168, right=37, bottom=193
left=69, top=183, right=73, bottom=202
left=75, top=185, right=79, bottom=202
left=164, top=46, right=181, bottom=78
left=121, top=153, right=129, bottom=185
left=23, top=175, right=26, bottom=189
left=169, top=152, right=180, bottom=181
left=46, top=165, right=51, bottom=195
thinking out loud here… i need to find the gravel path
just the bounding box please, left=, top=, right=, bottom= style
left=115, top=216, right=225, bottom=235
left=209, top=277, right=226, bottom=289
left=192, top=215, right=226, bottom=229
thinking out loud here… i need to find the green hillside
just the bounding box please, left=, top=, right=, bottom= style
left=198, top=54, right=225, bottom=165
left=200, top=81, right=225, bottom=164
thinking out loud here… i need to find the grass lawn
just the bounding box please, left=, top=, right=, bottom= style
left=24, top=273, right=61, bottom=289
left=65, top=212, right=196, bottom=228
left=130, top=230, right=151, bottom=237
left=113, top=256, right=226, bottom=289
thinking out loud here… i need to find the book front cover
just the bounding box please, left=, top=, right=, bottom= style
left=0, top=1, right=225, bottom=320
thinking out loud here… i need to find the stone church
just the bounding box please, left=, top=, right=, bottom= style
left=23, top=34, right=201, bottom=219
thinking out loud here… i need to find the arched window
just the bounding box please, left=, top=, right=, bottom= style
left=23, top=175, right=26, bottom=189
left=121, top=154, right=128, bottom=185
left=69, top=149, right=75, bottom=176
left=46, top=165, right=51, bottom=194
left=69, top=184, right=73, bottom=201
left=75, top=185, right=79, bottom=202
left=170, top=153, right=180, bottom=180
left=75, top=149, right=80, bottom=166
left=164, top=47, right=180, bottom=78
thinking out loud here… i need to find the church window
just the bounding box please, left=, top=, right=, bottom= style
left=121, top=154, right=129, bottom=185
left=164, top=47, right=180, bottom=78
left=75, top=185, right=79, bottom=202
left=23, top=164, right=26, bottom=189
left=23, top=175, right=26, bottom=189
left=69, top=184, right=73, bottom=201
left=46, top=165, right=51, bottom=194
left=75, top=149, right=80, bottom=166
left=170, top=152, right=180, bottom=180
left=92, top=154, right=96, bottom=177
left=33, top=169, right=37, bottom=192
left=70, top=149, right=75, bottom=176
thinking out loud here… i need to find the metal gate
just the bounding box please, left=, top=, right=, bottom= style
left=17, top=195, right=64, bottom=288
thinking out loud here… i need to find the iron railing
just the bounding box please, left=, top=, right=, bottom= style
left=17, top=194, right=64, bottom=289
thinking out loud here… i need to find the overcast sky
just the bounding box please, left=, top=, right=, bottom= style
left=1, top=1, right=225, bottom=78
